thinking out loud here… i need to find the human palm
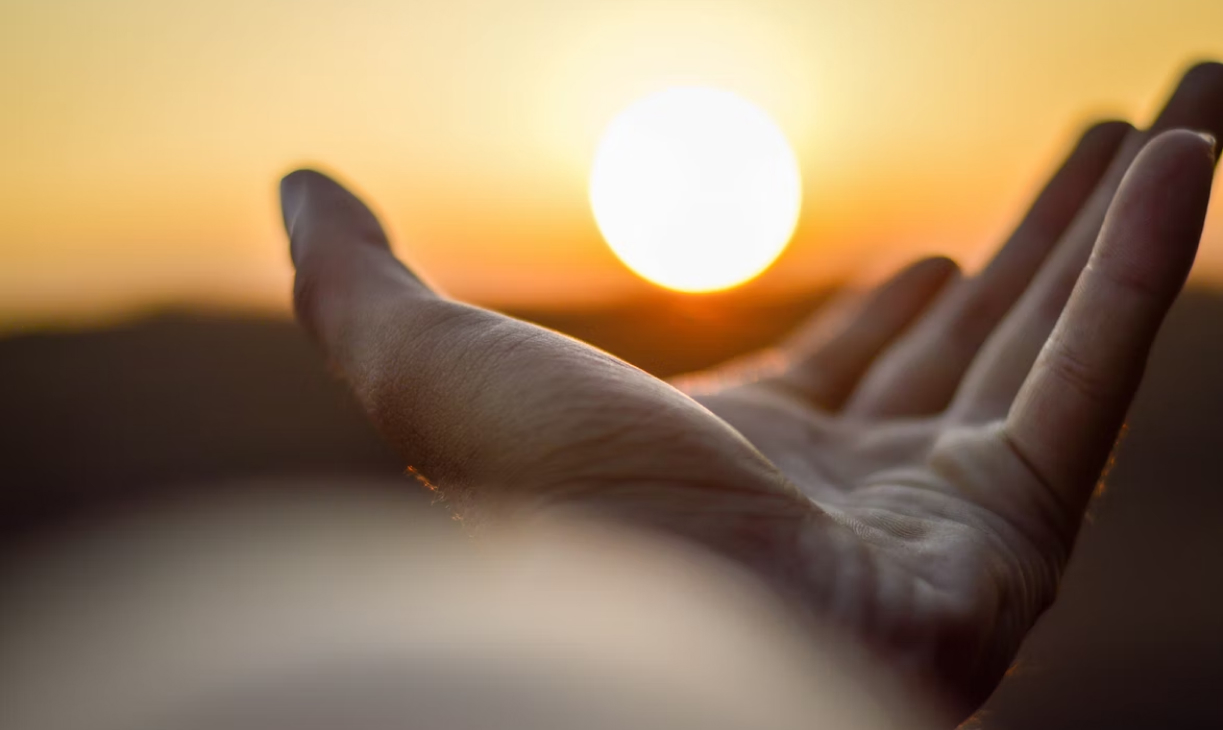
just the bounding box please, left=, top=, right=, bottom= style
left=280, top=64, right=1221, bottom=719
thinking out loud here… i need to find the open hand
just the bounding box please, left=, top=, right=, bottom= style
left=279, top=63, right=1221, bottom=718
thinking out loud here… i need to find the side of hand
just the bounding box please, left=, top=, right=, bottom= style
left=278, top=63, right=1222, bottom=718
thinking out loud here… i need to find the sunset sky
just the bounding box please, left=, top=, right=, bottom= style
left=3, top=0, right=1223, bottom=328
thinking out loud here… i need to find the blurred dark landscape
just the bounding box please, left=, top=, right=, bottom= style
left=1, top=287, right=1221, bottom=729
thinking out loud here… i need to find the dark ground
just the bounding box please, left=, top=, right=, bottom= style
left=2, top=287, right=1221, bottom=729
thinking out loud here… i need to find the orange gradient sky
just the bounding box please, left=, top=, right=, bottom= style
left=3, top=0, right=1223, bottom=327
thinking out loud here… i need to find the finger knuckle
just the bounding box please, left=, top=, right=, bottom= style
left=1040, top=338, right=1119, bottom=406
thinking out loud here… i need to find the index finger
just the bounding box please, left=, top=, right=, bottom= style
left=1004, top=130, right=1216, bottom=516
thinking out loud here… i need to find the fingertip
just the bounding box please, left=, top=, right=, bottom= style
left=1181, top=60, right=1223, bottom=151
left=921, top=254, right=960, bottom=271
left=1081, top=119, right=1133, bottom=146
left=1179, top=59, right=1223, bottom=90
left=874, top=256, right=959, bottom=306
left=1153, top=60, right=1223, bottom=139
left=1126, top=129, right=1217, bottom=219
left=278, top=168, right=327, bottom=244
left=280, top=168, right=331, bottom=208
left=1095, top=129, right=1216, bottom=299
left=1138, top=128, right=1218, bottom=177
left=884, top=256, right=962, bottom=319
left=276, top=166, right=393, bottom=267
left=280, top=166, right=333, bottom=191
left=907, top=255, right=960, bottom=279
left=1059, top=120, right=1131, bottom=174
left=279, top=167, right=351, bottom=231
left=909, top=256, right=961, bottom=292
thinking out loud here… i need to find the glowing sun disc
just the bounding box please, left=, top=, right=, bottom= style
left=589, top=87, right=803, bottom=293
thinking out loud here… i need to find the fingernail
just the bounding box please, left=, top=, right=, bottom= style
left=1195, top=131, right=1218, bottom=160
left=279, top=172, right=310, bottom=237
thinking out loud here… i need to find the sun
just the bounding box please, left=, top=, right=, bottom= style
left=589, top=87, right=803, bottom=293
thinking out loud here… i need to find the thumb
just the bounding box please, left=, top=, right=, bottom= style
left=279, top=168, right=796, bottom=523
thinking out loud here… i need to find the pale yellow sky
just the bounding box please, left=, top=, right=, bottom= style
left=3, top=0, right=1223, bottom=327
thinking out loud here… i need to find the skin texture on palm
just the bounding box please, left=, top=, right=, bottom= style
left=280, top=63, right=1222, bottom=720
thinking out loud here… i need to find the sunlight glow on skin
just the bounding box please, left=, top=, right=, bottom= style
left=589, top=87, right=803, bottom=293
